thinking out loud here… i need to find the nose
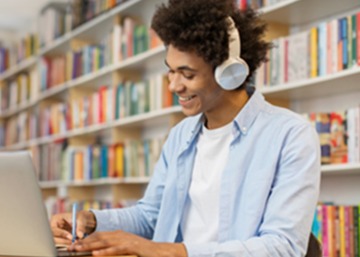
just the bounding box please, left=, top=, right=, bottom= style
left=168, top=73, right=183, bottom=93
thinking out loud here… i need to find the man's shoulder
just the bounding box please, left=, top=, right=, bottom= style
left=263, top=102, right=312, bottom=129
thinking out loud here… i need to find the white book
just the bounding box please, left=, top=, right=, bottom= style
left=355, top=106, right=360, bottom=163
left=112, top=24, right=122, bottom=64
left=318, top=22, right=327, bottom=76
left=278, top=37, right=285, bottom=85
left=287, top=31, right=309, bottom=83
left=347, top=108, right=355, bottom=163
left=330, top=19, right=338, bottom=74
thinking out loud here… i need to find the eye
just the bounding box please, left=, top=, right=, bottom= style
left=182, top=72, right=195, bottom=80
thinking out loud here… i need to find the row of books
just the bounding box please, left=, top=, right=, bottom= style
left=256, top=12, right=360, bottom=87
left=11, top=34, right=38, bottom=65
left=312, top=203, right=360, bottom=257
left=0, top=68, right=38, bottom=112
left=0, top=25, right=162, bottom=116
left=236, top=0, right=286, bottom=10
left=44, top=196, right=137, bottom=217
left=38, top=0, right=129, bottom=49
left=71, top=0, right=126, bottom=30
left=303, top=106, right=360, bottom=165
left=31, top=136, right=164, bottom=182
left=1, top=74, right=177, bottom=147
left=0, top=34, right=38, bottom=75
left=39, top=2, right=69, bottom=49
left=118, top=16, right=163, bottom=60
left=67, top=35, right=113, bottom=81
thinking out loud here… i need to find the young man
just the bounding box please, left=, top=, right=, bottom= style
left=51, top=0, right=321, bottom=256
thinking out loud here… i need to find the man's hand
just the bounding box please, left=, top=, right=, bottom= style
left=50, top=210, right=97, bottom=245
left=69, top=230, right=187, bottom=257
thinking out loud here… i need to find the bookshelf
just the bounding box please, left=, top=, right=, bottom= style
left=0, top=0, right=183, bottom=212
left=256, top=1, right=360, bottom=254
left=257, top=0, right=360, bottom=203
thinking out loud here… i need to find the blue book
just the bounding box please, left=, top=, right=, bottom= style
left=100, top=145, right=108, bottom=178
left=341, top=17, right=348, bottom=69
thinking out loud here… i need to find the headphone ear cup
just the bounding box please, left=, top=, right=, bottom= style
left=215, top=57, right=249, bottom=90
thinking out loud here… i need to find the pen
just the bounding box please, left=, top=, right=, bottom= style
left=72, top=202, right=77, bottom=243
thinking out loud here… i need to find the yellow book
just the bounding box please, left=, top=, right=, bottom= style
left=310, top=27, right=318, bottom=78
left=339, top=206, right=346, bottom=257
left=115, top=144, right=124, bottom=177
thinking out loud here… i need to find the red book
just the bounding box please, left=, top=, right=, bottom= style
left=284, top=38, right=289, bottom=83
left=357, top=12, right=360, bottom=65
left=98, top=85, right=107, bottom=123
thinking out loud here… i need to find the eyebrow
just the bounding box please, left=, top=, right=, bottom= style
left=164, top=60, right=198, bottom=72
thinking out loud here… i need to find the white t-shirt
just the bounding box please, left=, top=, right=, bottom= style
left=181, top=121, right=234, bottom=243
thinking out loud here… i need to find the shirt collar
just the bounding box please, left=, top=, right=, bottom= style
left=233, top=88, right=266, bottom=135
left=185, top=88, right=266, bottom=145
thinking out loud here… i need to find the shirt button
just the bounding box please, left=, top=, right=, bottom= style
left=243, top=127, right=247, bottom=131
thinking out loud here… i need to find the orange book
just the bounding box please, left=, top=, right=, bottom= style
left=74, top=151, right=84, bottom=181
left=338, top=40, right=343, bottom=71
left=108, top=145, right=115, bottom=177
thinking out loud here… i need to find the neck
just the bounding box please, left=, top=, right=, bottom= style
left=205, top=88, right=249, bottom=129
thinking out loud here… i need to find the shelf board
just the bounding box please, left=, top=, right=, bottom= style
left=0, top=99, right=38, bottom=118
left=37, top=163, right=360, bottom=189
left=0, top=83, right=68, bottom=119
left=259, top=0, right=360, bottom=25
left=67, top=65, right=115, bottom=89
left=114, top=45, right=166, bottom=71
left=322, top=163, right=360, bottom=176
left=38, top=82, right=69, bottom=101
left=39, top=177, right=150, bottom=189
left=0, top=56, right=37, bottom=81
left=259, top=66, right=360, bottom=101
left=112, top=105, right=182, bottom=128
left=0, top=106, right=182, bottom=150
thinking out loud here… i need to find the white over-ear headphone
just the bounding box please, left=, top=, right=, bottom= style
left=215, top=17, right=249, bottom=90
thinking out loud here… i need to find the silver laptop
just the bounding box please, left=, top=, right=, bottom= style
left=0, top=151, right=91, bottom=257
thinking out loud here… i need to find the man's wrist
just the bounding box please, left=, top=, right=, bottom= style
left=85, top=210, right=97, bottom=234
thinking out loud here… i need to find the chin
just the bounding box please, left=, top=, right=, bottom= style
left=181, top=108, right=201, bottom=117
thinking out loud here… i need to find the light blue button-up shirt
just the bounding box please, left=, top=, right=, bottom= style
left=93, top=89, right=321, bottom=257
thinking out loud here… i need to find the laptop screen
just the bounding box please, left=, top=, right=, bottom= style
left=0, top=151, right=58, bottom=256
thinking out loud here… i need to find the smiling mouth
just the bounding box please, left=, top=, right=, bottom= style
left=179, top=95, right=195, bottom=101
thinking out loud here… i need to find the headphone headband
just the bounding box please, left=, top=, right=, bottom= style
left=214, top=16, right=249, bottom=90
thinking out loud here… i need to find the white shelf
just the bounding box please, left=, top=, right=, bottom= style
left=113, top=45, right=166, bottom=70
left=259, top=0, right=360, bottom=25
left=113, top=105, right=182, bottom=128
left=0, top=106, right=182, bottom=150
left=0, top=56, right=37, bottom=81
left=39, top=177, right=150, bottom=189
left=37, top=164, right=360, bottom=189
left=322, top=163, right=360, bottom=176
left=259, top=65, right=360, bottom=101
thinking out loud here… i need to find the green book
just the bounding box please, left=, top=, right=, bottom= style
left=352, top=14, right=357, bottom=67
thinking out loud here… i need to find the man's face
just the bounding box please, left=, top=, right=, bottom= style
left=165, top=45, right=224, bottom=117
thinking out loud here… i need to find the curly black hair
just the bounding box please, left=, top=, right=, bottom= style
left=151, top=0, right=271, bottom=88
